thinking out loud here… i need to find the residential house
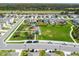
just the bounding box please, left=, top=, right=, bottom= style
left=72, top=18, right=79, bottom=27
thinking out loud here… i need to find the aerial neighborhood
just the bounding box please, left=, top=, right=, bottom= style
left=0, top=3, right=79, bottom=56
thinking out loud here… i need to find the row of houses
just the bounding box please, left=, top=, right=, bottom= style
left=5, top=14, right=60, bottom=19
left=69, top=15, right=79, bottom=27
left=28, top=18, right=66, bottom=25
left=3, top=13, right=79, bottom=27
left=5, top=13, right=79, bottom=20
left=5, top=13, right=79, bottom=18
left=72, top=18, right=79, bottom=27
left=0, top=15, right=16, bottom=38
left=0, top=16, right=15, bottom=30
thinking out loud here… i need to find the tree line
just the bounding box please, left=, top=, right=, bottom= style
left=0, top=3, right=79, bottom=11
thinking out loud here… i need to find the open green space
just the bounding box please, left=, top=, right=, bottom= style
left=37, top=23, right=73, bottom=42
left=6, top=42, right=24, bottom=44
left=53, top=50, right=64, bottom=56
left=8, top=18, right=74, bottom=43
left=0, top=50, right=15, bottom=56
left=16, top=20, right=29, bottom=31
left=21, top=50, right=29, bottom=56
left=10, top=31, right=28, bottom=40
left=9, top=20, right=34, bottom=41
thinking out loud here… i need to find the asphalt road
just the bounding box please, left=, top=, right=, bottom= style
left=0, top=43, right=79, bottom=52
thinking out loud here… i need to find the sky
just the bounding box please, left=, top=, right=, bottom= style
left=0, top=0, right=79, bottom=3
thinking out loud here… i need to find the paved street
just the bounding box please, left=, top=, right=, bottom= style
left=0, top=43, right=79, bottom=52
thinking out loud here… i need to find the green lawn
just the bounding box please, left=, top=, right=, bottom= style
left=53, top=51, right=64, bottom=56
left=8, top=18, right=73, bottom=42
left=37, top=23, right=73, bottom=42
left=0, top=50, right=15, bottom=56
left=9, top=31, right=28, bottom=40
left=17, top=21, right=29, bottom=31
left=6, top=42, right=24, bottom=44
left=21, top=50, right=29, bottom=56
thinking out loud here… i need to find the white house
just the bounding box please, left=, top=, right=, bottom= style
left=49, top=19, right=55, bottom=25
left=10, top=17, right=14, bottom=23
left=5, top=17, right=14, bottom=25
left=73, top=18, right=79, bottom=27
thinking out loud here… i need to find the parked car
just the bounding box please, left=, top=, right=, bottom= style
left=33, top=41, right=39, bottom=43
left=26, top=41, right=32, bottom=43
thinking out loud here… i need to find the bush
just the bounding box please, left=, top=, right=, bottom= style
left=21, top=50, right=28, bottom=56
left=39, top=50, right=46, bottom=56
left=71, top=52, right=79, bottom=56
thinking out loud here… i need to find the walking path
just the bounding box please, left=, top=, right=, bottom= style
left=70, top=25, right=77, bottom=44
left=5, top=17, right=25, bottom=42
left=6, top=40, right=79, bottom=46
left=66, top=20, right=77, bottom=44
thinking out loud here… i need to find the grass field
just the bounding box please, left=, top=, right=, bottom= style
left=53, top=51, right=65, bottom=56
left=10, top=31, right=28, bottom=40
left=8, top=18, right=74, bottom=42
left=0, top=50, right=15, bottom=56
left=37, top=23, right=73, bottom=42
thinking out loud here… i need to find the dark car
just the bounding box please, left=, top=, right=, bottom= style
left=33, top=41, right=39, bottom=43
left=26, top=41, right=32, bottom=43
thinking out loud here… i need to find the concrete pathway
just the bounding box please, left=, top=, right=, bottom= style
left=70, top=25, right=77, bottom=44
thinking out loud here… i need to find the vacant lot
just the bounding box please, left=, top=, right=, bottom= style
left=37, top=23, right=73, bottom=42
